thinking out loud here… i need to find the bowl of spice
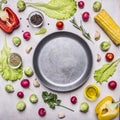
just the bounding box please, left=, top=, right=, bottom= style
left=28, top=11, right=44, bottom=28
left=8, top=53, right=22, bottom=69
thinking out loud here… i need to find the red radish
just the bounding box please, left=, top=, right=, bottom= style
left=17, top=91, right=24, bottom=98
left=78, top=1, right=85, bottom=9
left=23, top=31, right=31, bottom=40
left=21, top=79, right=30, bottom=88
left=70, top=96, right=77, bottom=104
left=82, top=12, right=90, bottom=22
left=38, top=108, right=46, bottom=117
left=108, top=80, right=117, bottom=90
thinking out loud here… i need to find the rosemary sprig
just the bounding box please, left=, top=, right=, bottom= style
left=70, top=17, right=93, bottom=42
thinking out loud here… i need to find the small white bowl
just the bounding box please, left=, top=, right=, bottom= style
left=8, top=53, right=22, bottom=69
left=28, top=11, right=44, bottom=28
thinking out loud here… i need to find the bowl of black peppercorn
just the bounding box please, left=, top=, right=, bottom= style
left=28, top=11, right=44, bottom=28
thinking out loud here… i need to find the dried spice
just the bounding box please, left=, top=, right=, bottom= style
left=30, top=14, right=43, bottom=26
left=8, top=53, right=22, bottom=68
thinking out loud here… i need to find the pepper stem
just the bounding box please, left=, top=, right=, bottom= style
left=58, top=104, right=74, bottom=112
left=110, top=101, right=120, bottom=109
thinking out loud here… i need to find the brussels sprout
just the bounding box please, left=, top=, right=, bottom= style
left=5, top=84, right=14, bottom=93
left=100, top=41, right=111, bottom=51
left=24, top=67, right=33, bottom=77
left=16, top=101, right=26, bottom=111
left=17, top=0, right=26, bottom=12
left=12, top=36, right=21, bottom=47
left=29, top=94, right=38, bottom=103
left=80, top=102, right=89, bottom=113
left=93, top=1, right=102, bottom=12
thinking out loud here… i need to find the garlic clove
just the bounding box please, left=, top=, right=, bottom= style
left=97, top=54, right=101, bottom=62
left=26, top=45, right=32, bottom=53
left=58, top=113, right=65, bottom=119
left=94, top=31, right=100, bottom=40
left=33, top=79, right=40, bottom=87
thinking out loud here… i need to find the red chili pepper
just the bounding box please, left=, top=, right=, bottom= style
left=0, top=7, right=20, bottom=33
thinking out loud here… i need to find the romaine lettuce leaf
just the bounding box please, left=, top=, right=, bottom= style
left=26, top=0, right=77, bottom=20
left=94, top=58, right=120, bottom=84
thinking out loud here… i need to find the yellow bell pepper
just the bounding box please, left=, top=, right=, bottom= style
left=95, top=96, right=119, bottom=120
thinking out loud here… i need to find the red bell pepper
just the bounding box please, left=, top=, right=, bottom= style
left=0, top=7, right=20, bottom=33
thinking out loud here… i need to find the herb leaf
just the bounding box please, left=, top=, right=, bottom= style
left=42, top=91, right=61, bottom=109
left=70, top=17, right=93, bottom=42
left=42, top=91, right=74, bottom=112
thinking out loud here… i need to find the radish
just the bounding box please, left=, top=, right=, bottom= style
left=21, top=79, right=30, bottom=88
left=82, top=12, right=90, bottom=22
left=23, top=31, right=31, bottom=40
left=70, top=96, right=77, bottom=104
left=38, top=108, right=46, bottom=117
left=17, top=91, right=24, bottom=98
left=108, top=80, right=117, bottom=90
left=78, top=1, right=85, bottom=9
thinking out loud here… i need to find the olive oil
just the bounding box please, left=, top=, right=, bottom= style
left=84, top=84, right=100, bottom=101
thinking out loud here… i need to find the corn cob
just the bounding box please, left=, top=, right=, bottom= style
left=94, top=9, right=120, bottom=45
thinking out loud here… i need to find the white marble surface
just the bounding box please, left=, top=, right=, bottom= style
left=0, top=0, right=120, bottom=120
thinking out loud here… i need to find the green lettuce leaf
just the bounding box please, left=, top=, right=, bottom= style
left=26, top=0, right=77, bottom=20
left=94, top=58, right=120, bottom=84
left=0, top=37, right=23, bottom=81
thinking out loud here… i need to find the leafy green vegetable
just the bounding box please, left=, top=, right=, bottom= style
left=17, top=0, right=26, bottom=12
left=24, top=67, right=33, bottom=77
left=42, top=91, right=74, bottom=112
left=0, top=0, right=7, bottom=10
left=5, top=84, right=14, bottom=93
left=70, top=18, right=92, bottom=42
left=29, top=94, right=38, bottom=103
left=25, top=0, right=77, bottom=20
left=16, top=101, right=26, bottom=111
left=93, top=1, right=102, bottom=12
left=80, top=102, right=89, bottom=113
left=100, top=41, right=111, bottom=51
left=12, top=36, right=21, bottom=47
left=94, top=58, right=120, bottom=84
left=0, top=36, right=23, bottom=81
left=35, top=27, right=47, bottom=35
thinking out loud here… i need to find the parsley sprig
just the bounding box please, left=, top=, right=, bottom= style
left=42, top=91, right=74, bottom=112
left=70, top=17, right=93, bottom=42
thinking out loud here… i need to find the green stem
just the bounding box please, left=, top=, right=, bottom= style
left=58, top=104, right=74, bottom=112
left=110, top=101, right=120, bottom=109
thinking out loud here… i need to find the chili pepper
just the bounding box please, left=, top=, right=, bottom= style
left=0, top=7, right=19, bottom=33
left=95, top=96, right=119, bottom=120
